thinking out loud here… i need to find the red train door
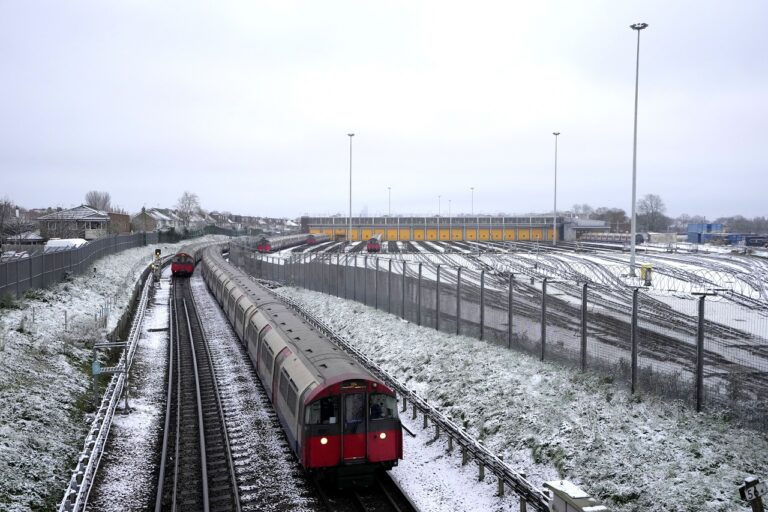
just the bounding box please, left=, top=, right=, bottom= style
left=341, top=392, right=367, bottom=462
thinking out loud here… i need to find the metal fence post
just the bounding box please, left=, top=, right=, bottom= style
left=353, top=255, right=358, bottom=302
left=696, top=294, right=706, bottom=412
left=401, top=261, right=406, bottom=319
left=508, top=274, right=514, bottom=349
left=417, top=262, right=422, bottom=326
left=480, top=269, right=485, bottom=341
left=456, top=267, right=462, bottom=335
left=436, top=264, right=441, bottom=331
left=631, top=288, right=639, bottom=394
left=344, top=253, right=349, bottom=299
left=375, top=258, right=379, bottom=310
left=364, top=255, right=369, bottom=305
left=540, top=278, right=547, bottom=361
left=388, top=259, right=392, bottom=313
left=581, top=283, right=588, bottom=372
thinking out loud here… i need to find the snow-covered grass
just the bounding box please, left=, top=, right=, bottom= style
left=0, top=237, right=222, bottom=511
left=276, top=285, right=768, bottom=512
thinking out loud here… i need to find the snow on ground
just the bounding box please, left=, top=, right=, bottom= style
left=0, top=236, right=223, bottom=511
left=276, top=285, right=768, bottom=512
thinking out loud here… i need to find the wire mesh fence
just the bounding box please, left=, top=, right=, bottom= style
left=229, top=245, right=768, bottom=430
left=0, top=232, right=159, bottom=299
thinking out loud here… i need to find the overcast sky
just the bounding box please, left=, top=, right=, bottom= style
left=1, top=1, right=765, bottom=220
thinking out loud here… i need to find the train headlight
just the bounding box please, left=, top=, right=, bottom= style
left=320, top=437, right=328, bottom=445
left=379, top=432, right=387, bottom=440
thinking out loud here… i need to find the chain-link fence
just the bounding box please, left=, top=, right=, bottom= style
left=229, top=244, right=768, bottom=430
left=0, top=232, right=159, bottom=299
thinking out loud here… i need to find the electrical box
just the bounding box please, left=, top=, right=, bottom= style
left=544, top=480, right=608, bottom=512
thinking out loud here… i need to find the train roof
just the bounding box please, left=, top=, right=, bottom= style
left=205, top=246, right=380, bottom=387
left=257, top=298, right=376, bottom=384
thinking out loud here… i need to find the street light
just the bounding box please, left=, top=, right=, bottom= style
left=348, top=133, right=354, bottom=243
left=552, top=132, right=560, bottom=246
left=629, top=22, right=648, bottom=276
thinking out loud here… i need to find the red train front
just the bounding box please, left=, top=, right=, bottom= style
left=302, top=378, right=402, bottom=485
left=170, top=252, right=195, bottom=277
left=256, top=237, right=272, bottom=253
left=366, top=234, right=382, bottom=253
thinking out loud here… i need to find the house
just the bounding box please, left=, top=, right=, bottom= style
left=108, top=212, right=131, bottom=233
left=131, top=208, right=183, bottom=232
left=38, top=205, right=110, bottom=240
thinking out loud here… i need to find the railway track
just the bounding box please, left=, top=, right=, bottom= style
left=155, top=278, right=240, bottom=512
left=313, top=472, right=417, bottom=512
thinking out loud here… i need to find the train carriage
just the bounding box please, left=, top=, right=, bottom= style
left=201, top=246, right=402, bottom=487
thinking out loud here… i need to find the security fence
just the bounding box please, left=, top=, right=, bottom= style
left=0, top=232, right=159, bottom=299
left=229, top=244, right=768, bottom=430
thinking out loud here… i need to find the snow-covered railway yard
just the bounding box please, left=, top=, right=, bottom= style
left=2, top=240, right=768, bottom=511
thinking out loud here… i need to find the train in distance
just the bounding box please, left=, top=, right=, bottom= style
left=366, top=234, right=382, bottom=253
left=170, top=252, right=195, bottom=277
left=257, top=233, right=330, bottom=253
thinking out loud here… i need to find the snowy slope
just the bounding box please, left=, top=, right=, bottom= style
left=276, top=285, right=768, bottom=512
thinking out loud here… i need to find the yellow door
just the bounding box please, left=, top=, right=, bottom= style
left=491, top=229, right=502, bottom=240
left=399, top=228, right=411, bottom=241
left=414, top=230, right=425, bottom=240
left=505, top=229, right=516, bottom=240
left=519, top=230, right=530, bottom=240
left=387, top=229, right=398, bottom=241
left=427, top=229, right=437, bottom=240
left=479, top=229, right=490, bottom=240
left=531, top=228, right=543, bottom=241
left=452, top=229, right=463, bottom=240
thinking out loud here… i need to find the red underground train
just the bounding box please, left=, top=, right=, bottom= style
left=201, top=247, right=402, bottom=487
left=366, top=234, right=382, bottom=253
left=170, top=252, right=195, bottom=277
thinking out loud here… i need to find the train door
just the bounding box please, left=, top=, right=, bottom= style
left=341, top=392, right=367, bottom=462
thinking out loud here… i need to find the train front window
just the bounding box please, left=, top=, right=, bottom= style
left=344, top=394, right=365, bottom=433
left=369, top=393, right=397, bottom=420
left=306, top=397, right=338, bottom=425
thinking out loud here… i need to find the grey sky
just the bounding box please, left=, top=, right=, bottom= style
left=1, top=1, right=765, bottom=220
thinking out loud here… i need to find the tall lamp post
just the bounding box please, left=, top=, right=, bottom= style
left=348, top=133, right=354, bottom=243
left=388, top=186, right=391, bottom=217
left=629, top=22, right=648, bottom=276
left=552, top=131, right=560, bottom=246
left=470, top=187, right=474, bottom=215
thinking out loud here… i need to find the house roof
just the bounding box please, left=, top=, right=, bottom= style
left=38, top=205, right=109, bottom=221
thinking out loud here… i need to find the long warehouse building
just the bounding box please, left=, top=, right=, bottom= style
left=301, top=216, right=607, bottom=242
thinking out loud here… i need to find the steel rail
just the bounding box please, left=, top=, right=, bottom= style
left=154, top=288, right=177, bottom=511
left=188, top=289, right=242, bottom=512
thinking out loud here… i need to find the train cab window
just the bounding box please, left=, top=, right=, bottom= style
left=306, top=397, right=338, bottom=425
left=369, top=393, right=398, bottom=420
left=344, top=394, right=365, bottom=433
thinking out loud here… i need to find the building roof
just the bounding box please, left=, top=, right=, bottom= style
left=38, top=205, right=109, bottom=221
left=7, top=231, right=44, bottom=242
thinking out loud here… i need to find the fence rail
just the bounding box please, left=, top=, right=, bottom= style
left=230, top=244, right=768, bottom=431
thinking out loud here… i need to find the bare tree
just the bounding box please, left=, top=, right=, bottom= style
left=176, top=191, right=200, bottom=229
left=593, top=207, right=629, bottom=232
left=637, top=194, right=670, bottom=232
left=572, top=203, right=594, bottom=218
left=85, top=191, right=111, bottom=211
left=0, top=197, right=13, bottom=250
